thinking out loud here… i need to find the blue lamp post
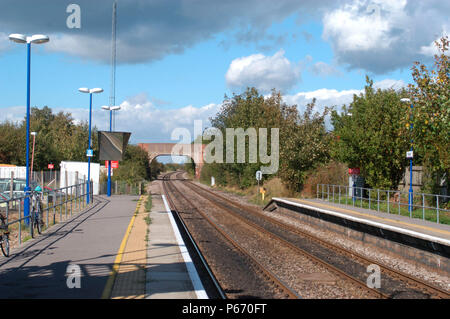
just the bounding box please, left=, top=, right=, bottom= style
left=101, top=105, right=121, bottom=197
left=79, top=87, right=103, bottom=204
left=9, top=33, right=49, bottom=224
left=401, top=98, right=414, bottom=214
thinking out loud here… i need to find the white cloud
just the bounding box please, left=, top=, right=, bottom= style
left=322, top=0, right=450, bottom=73
left=283, top=78, right=406, bottom=115
left=225, top=49, right=302, bottom=93
left=0, top=32, right=12, bottom=54
left=284, top=88, right=359, bottom=114
left=373, top=79, right=406, bottom=91
left=420, top=28, right=450, bottom=57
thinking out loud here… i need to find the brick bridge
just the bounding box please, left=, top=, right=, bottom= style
left=138, top=143, right=205, bottom=178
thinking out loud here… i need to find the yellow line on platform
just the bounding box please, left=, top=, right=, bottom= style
left=293, top=199, right=450, bottom=237
left=101, top=195, right=144, bottom=299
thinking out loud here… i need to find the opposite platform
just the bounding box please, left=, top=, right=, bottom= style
left=264, top=198, right=450, bottom=271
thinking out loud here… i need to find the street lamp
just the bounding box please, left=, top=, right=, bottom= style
left=79, top=87, right=103, bottom=204
left=9, top=33, right=49, bottom=223
left=30, top=132, right=37, bottom=182
left=101, top=105, right=121, bottom=197
left=401, top=97, right=414, bottom=215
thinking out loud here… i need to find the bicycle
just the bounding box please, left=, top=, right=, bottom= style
left=30, top=188, right=44, bottom=238
left=0, top=213, right=10, bottom=257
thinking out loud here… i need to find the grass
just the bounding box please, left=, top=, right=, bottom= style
left=321, top=193, right=450, bottom=225
left=145, top=195, right=152, bottom=213
left=200, top=177, right=297, bottom=207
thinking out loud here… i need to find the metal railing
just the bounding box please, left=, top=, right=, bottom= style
left=0, top=181, right=93, bottom=247
left=99, top=180, right=145, bottom=196
left=316, top=184, right=450, bottom=225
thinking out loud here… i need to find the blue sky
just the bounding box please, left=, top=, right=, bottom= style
left=0, top=0, right=447, bottom=146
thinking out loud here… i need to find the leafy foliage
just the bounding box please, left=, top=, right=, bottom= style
left=112, top=145, right=151, bottom=183
left=0, top=106, right=99, bottom=170
left=202, top=87, right=330, bottom=192
left=331, top=77, right=410, bottom=189
left=408, top=37, right=449, bottom=173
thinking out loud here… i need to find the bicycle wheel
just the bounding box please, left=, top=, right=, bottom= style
left=36, top=213, right=42, bottom=235
left=0, top=234, right=9, bottom=257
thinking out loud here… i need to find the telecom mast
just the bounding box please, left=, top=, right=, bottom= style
left=109, top=1, right=117, bottom=130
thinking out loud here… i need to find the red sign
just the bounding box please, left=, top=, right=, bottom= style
left=105, top=161, right=119, bottom=169
left=48, top=164, right=54, bottom=169
left=348, top=168, right=360, bottom=175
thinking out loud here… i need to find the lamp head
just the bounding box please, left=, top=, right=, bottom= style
left=101, top=106, right=110, bottom=110
left=111, top=106, right=121, bottom=111
left=30, top=34, right=49, bottom=44
left=90, top=88, right=103, bottom=94
left=9, top=33, right=27, bottom=44
left=78, top=88, right=90, bottom=93
left=400, top=98, right=411, bottom=103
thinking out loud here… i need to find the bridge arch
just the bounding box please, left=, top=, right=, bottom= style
left=138, top=143, right=205, bottom=178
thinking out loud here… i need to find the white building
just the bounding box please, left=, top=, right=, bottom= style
left=60, top=161, right=100, bottom=195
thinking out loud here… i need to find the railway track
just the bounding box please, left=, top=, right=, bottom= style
left=162, top=171, right=300, bottom=299
left=171, top=174, right=386, bottom=299
left=180, top=176, right=450, bottom=299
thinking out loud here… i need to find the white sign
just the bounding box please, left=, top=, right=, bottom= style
left=256, top=170, right=262, bottom=181
left=406, top=151, right=414, bottom=159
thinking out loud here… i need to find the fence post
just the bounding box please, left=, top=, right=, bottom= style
left=339, top=185, right=341, bottom=204
left=387, top=191, right=390, bottom=214
left=83, top=175, right=86, bottom=209
left=317, top=184, right=319, bottom=199
left=9, top=171, right=14, bottom=210
left=436, top=195, right=439, bottom=224
left=422, top=193, right=425, bottom=220
left=75, top=172, right=79, bottom=211
left=41, top=170, right=44, bottom=187
left=46, top=193, right=49, bottom=227
left=18, top=199, right=22, bottom=245
left=377, top=189, right=380, bottom=212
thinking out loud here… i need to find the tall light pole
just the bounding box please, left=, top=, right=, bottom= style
left=9, top=33, right=49, bottom=223
left=101, top=105, right=121, bottom=197
left=30, top=132, right=37, bottom=182
left=401, top=98, right=414, bottom=214
left=79, top=87, right=103, bottom=204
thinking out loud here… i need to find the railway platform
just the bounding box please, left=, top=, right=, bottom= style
left=264, top=198, right=450, bottom=273
left=145, top=181, right=208, bottom=299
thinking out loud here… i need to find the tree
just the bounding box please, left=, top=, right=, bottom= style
left=279, top=98, right=331, bottom=192
left=205, top=88, right=298, bottom=189
left=0, top=121, right=25, bottom=165
left=407, top=36, right=449, bottom=193
left=112, top=145, right=150, bottom=183
left=331, top=77, right=410, bottom=190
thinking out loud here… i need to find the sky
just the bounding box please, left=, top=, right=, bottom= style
left=0, top=0, right=448, bottom=148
